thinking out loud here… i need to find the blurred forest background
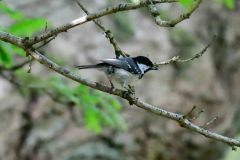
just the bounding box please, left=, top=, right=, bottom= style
left=0, top=0, right=240, bottom=160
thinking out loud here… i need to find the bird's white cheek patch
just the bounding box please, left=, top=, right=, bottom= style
left=137, top=63, right=150, bottom=74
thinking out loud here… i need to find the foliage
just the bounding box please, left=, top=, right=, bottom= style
left=127, top=0, right=235, bottom=10
left=16, top=71, right=126, bottom=133
left=180, top=0, right=235, bottom=9
left=180, top=0, right=197, bottom=9
left=47, top=76, right=126, bottom=133
left=0, top=2, right=47, bottom=67
left=0, top=2, right=125, bottom=133
left=224, top=136, right=240, bottom=160
left=217, top=0, right=235, bottom=9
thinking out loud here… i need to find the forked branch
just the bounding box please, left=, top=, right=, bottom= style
left=0, top=0, right=239, bottom=149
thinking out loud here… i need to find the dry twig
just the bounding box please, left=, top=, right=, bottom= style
left=75, top=0, right=127, bottom=58
left=1, top=1, right=239, bottom=149
left=20, top=0, right=180, bottom=45
left=148, top=0, right=202, bottom=27
left=155, top=35, right=216, bottom=67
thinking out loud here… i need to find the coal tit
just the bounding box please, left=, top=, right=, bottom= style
left=76, top=56, right=158, bottom=91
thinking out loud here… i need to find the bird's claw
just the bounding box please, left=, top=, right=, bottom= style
left=108, top=78, right=115, bottom=92
left=127, top=85, right=135, bottom=95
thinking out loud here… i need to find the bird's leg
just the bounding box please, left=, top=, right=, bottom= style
left=123, top=84, right=135, bottom=95
left=107, top=77, right=115, bottom=91
left=128, top=85, right=135, bottom=94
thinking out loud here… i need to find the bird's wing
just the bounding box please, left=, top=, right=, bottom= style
left=101, top=58, right=133, bottom=73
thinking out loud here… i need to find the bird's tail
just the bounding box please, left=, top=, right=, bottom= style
left=75, top=63, right=105, bottom=69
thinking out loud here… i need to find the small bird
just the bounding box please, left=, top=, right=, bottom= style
left=76, top=56, right=158, bottom=92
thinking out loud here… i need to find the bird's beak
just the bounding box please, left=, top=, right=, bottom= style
left=152, top=66, right=159, bottom=70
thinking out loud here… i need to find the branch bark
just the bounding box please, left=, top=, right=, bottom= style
left=1, top=0, right=239, bottom=149
left=23, top=0, right=179, bottom=46
left=1, top=31, right=239, bottom=148
left=155, top=35, right=216, bottom=66
left=148, top=0, right=202, bottom=27
left=22, top=48, right=240, bottom=148
left=74, top=0, right=127, bottom=58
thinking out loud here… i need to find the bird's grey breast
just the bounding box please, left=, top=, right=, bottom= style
left=108, top=68, right=139, bottom=86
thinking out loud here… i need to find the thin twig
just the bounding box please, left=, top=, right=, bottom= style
left=155, top=35, right=216, bottom=67
left=23, top=0, right=180, bottom=46
left=202, top=116, right=219, bottom=127
left=148, top=0, right=202, bottom=27
left=74, top=0, right=127, bottom=58
left=1, top=8, right=240, bottom=148
left=35, top=35, right=57, bottom=49
left=0, top=60, right=30, bottom=71
left=27, top=57, right=33, bottom=73
left=0, top=31, right=23, bottom=47
left=191, top=109, right=205, bottom=121
left=183, top=106, right=197, bottom=119
left=25, top=48, right=240, bottom=148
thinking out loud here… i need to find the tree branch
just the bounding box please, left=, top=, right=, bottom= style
left=0, top=32, right=238, bottom=148
left=155, top=35, right=216, bottom=67
left=74, top=0, right=127, bottom=58
left=0, top=1, right=239, bottom=148
left=22, top=48, right=240, bottom=148
left=23, top=0, right=179, bottom=46
left=148, top=0, right=202, bottom=27
left=0, top=31, right=23, bottom=47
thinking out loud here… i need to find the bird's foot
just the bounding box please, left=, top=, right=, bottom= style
left=108, top=78, right=115, bottom=92
left=128, top=85, right=135, bottom=94
left=122, top=85, right=135, bottom=105
left=124, top=85, right=135, bottom=95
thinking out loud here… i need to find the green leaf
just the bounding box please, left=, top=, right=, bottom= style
left=180, top=0, right=195, bottom=9
left=0, top=4, right=49, bottom=63
left=85, top=109, right=102, bottom=133
left=0, top=2, right=24, bottom=20
left=110, top=98, right=122, bottom=111
left=11, top=45, right=25, bottom=56
left=0, top=52, right=12, bottom=66
left=216, top=0, right=235, bottom=9
left=9, top=18, right=47, bottom=36
left=48, top=77, right=74, bottom=99
left=0, top=3, right=125, bottom=134
left=0, top=43, right=12, bottom=67
left=224, top=0, right=234, bottom=9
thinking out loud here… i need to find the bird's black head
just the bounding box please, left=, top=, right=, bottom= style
left=134, top=56, right=153, bottom=66
left=133, top=56, right=158, bottom=73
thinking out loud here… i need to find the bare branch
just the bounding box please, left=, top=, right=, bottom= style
left=27, top=57, right=33, bottom=73
left=155, top=35, right=216, bottom=67
left=22, top=48, right=240, bottom=148
left=23, top=0, right=179, bottom=46
left=191, top=109, right=205, bottom=121
left=1, top=14, right=240, bottom=149
left=148, top=0, right=202, bottom=27
left=35, top=35, right=57, bottom=49
left=183, top=105, right=197, bottom=119
left=0, top=31, right=23, bottom=47
left=74, top=0, right=127, bottom=58
left=202, top=116, right=219, bottom=127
